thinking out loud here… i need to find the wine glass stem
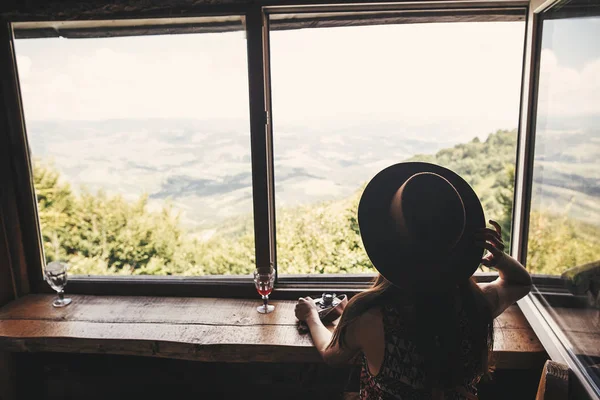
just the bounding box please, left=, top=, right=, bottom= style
left=262, top=295, right=268, bottom=310
left=58, top=290, right=64, bottom=301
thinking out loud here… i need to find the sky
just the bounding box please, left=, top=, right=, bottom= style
left=13, top=18, right=600, bottom=136
left=537, top=16, right=600, bottom=121
left=15, top=32, right=250, bottom=122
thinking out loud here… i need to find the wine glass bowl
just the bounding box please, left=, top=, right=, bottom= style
left=254, top=267, right=275, bottom=314
left=44, top=261, right=72, bottom=308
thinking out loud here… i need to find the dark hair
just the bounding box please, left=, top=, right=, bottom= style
left=329, top=273, right=494, bottom=390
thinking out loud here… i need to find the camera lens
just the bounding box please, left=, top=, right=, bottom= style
left=322, top=293, right=334, bottom=306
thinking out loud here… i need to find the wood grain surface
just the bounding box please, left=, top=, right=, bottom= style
left=0, top=295, right=546, bottom=367
left=546, top=306, right=600, bottom=358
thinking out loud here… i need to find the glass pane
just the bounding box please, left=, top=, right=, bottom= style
left=270, top=20, right=525, bottom=274
left=527, top=8, right=600, bottom=391
left=15, top=17, right=256, bottom=276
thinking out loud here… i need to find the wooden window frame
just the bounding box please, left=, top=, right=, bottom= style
left=0, top=0, right=536, bottom=300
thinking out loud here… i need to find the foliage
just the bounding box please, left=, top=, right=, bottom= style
left=276, top=190, right=373, bottom=274
left=33, top=129, right=599, bottom=277
left=495, top=165, right=515, bottom=245
left=527, top=211, right=599, bottom=275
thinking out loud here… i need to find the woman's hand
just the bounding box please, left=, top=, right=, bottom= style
left=295, top=297, right=319, bottom=322
left=476, top=220, right=532, bottom=318
left=294, top=297, right=358, bottom=365
left=476, top=220, right=506, bottom=267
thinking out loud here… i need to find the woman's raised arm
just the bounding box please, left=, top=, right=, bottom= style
left=476, top=220, right=532, bottom=318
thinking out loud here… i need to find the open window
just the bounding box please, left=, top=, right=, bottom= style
left=515, top=0, right=600, bottom=397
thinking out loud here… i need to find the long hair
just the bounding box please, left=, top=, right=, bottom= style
left=329, top=273, right=494, bottom=390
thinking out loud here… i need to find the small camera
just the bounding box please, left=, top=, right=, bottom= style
left=315, top=292, right=336, bottom=309
left=298, top=293, right=348, bottom=333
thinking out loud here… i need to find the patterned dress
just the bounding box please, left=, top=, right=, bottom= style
left=360, top=303, right=482, bottom=400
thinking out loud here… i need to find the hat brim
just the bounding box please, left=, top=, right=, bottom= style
left=358, top=162, right=485, bottom=287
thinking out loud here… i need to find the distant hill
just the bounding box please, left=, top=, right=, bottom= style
left=32, top=127, right=599, bottom=277
left=25, top=118, right=454, bottom=229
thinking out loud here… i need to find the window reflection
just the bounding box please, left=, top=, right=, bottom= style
left=528, top=10, right=600, bottom=391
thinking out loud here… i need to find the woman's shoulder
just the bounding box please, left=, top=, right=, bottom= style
left=347, top=306, right=384, bottom=339
left=357, top=305, right=384, bottom=325
left=358, top=303, right=410, bottom=330
left=351, top=306, right=386, bottom=353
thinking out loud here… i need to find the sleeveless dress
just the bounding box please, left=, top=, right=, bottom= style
left=359, top=303, right=482, bottom=400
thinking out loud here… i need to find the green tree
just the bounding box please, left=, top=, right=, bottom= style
left=34, top=160, right=187, bottom=275
left=495, top=165, right=515, bottom=245
left=527, top=211, right=599, bottom=275
left=33, top=160, right=76, bottom=262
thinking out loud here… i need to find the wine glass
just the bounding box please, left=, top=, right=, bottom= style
left=44, top=261, right=72, bottom=308
left=254, top=267, right=275, bottom=314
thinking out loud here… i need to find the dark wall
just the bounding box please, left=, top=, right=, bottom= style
left=16, top=353, right=358, bottom=400
left=16, top=353, right=541, bottom=400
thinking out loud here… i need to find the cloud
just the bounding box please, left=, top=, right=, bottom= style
left=538, top=49, right=600, bottom=117
left=270, top=21, right=525, bottom=134
left=15, top=32, right=250, bottom=121
left=49, top=73, right=76, bottom=93
left=16, top=55, right=31, bottom=78
left=13, top=21, right=531, bottom=138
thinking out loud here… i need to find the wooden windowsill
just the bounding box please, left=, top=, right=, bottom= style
left=0, top=295, right=546, bottom=368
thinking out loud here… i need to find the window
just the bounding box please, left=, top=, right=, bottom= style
left=11, top=9, right=529, bottom=282
left=6, top=5, right=529, bottom=290
left=14, top=17, right=256, bottom=277
left=525, top=5, right=600, bottom=394
left=269, top=18, right=525, bottom=275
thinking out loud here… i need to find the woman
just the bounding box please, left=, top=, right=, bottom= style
left=295, top=162, right=531, bottom=400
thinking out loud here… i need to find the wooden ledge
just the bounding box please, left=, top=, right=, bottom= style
left=0, top=295, right=546, bottom=368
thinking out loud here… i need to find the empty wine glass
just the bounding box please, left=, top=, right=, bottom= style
left=254, top=267, right=275, bottom=314
left=44, top=261, right=72, bottom=308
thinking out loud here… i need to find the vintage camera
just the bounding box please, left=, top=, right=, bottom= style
left=298, top=292, right=348, bottom=333
left=315, top=292, right=347, bottom=323
left=314, top=292, right=338, bottom=309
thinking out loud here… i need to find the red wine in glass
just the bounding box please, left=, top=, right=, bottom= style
left=254, top=267, right=275, bottom=314
left=256, top=286, right=273, bottom=297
